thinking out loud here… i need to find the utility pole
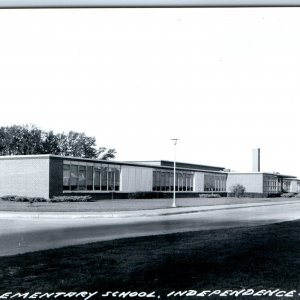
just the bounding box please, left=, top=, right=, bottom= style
left=171, top=138, right=179, bottom=208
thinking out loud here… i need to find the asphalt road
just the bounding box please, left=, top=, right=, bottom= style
left=1, top=200, right=300, bottom=257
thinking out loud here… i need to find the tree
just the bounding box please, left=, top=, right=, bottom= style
left=55, top=131, right=99, bottom=158
left=230, top=184, right=246, bottom=198
left=44, top=131, right=117, bottom=160
left=97, top=147, right=117, bottom=160
left=0, top=125, right=116, bottom=160
left=0, top=124, right=43, bottom=155
left=42, top=131, right=61, bottom=155
left=20, top=125, right=44, bottom=155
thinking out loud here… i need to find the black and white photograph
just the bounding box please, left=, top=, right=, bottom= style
left=0, top=1, right=300, bottom=299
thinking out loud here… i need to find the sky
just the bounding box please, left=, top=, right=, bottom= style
left=0, top=8, right=299, bottom=176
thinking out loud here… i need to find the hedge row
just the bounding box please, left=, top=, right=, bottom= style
left=0, top=195, right=93, bottom=203
left=1, top=195, right=47, bottom=203
left=50, top=195, right=93, bottom=202
left=199, top=194, right=221, bottom=198
left=128, top=192, right=167, bottom=199
left=1, top=192, right=300, bottom=202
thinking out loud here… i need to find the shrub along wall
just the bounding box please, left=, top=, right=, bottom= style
left=199, top=194, right=221, bottom=198
left=0, top=195, right=47, bottom=202
left=59, top=192, right=221, bottom=200
left=227, top=192, right=282, bottom=198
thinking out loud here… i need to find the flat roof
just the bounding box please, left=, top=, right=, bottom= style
left=1, top=155, right=297, bottom=179
left=227, top=172, right=297, bottom=179
left=126, top=160, right=226, bottom=171
left=0, top=154, right=52, bottom=160
left=0, top=155, right=227, bottom=174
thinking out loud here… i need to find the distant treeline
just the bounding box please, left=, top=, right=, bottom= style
left=0, top=124, right=116, bottom=160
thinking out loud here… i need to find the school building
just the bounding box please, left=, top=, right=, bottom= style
left=0, top=152, right=299, bottom=199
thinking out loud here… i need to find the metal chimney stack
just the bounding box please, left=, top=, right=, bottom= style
left=252, top=148, right=261, bottom=172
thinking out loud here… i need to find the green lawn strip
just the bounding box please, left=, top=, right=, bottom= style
left=0, top=198, right=296, bottom=212
left=0, top=220, right=299, bottom=296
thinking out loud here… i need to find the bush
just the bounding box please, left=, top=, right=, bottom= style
left=0, top=195, right=47, bottom=203
left=229, top=184, right=246, bottom=198
left=0, top=195, right=18, bottom=201
left=128, top=192, right=166, bottom=199
left=294, top=193, right=300, bottom=198
left=50, top=195, right=93, bottom=202
left=199, top=194, right=221, bottom=198
left=280, top=192, right=296, bottom=198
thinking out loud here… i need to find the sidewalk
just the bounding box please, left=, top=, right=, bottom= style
left=1, top=198, right=300, bottom=219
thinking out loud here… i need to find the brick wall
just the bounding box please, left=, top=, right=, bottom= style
left=0, top=156, right=50, bottom=198
left=226, top=173, right=263, bottom=193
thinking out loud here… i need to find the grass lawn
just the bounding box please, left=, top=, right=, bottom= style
left=0, top=197, right=297, bottom=212
left=0, top=220, right=299, bottom=298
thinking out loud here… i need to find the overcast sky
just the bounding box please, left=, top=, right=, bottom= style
left=0, top=8, right=299, bottom=176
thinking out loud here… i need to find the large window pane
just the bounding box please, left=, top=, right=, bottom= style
left=161, top=172, right=166, bottom=191
left=264, top=175, right=280, bottom=193
left=187, top=175, right=192, bottom=191
left=170, top=172, right=174, bottom=191
left=64, top=163, right=121, bottom=192
left=154, top=171, right=160, bottom=191
left=63, top=164, right=70, bottom=190
left=70, top=165, right=78, bottom=191
left=78, top=165, right=86, bottom=190
left=94, top=169, right=100, bottom=190
left=115, top=168, right=120, bottom=191
left=108, top=168, right=114, bottom=191
left=204, top=174, right=226, bottom=192
left=152, top=170, right=194, bottom=192
left=204, top=174, right=214, bottom=191
left=165, top=172, right=169, bottom=191
left=101, top=166, right=108, bottom=191
left=182, top=173, right=187, bottom=191
left=86, top=166, right=93, bottom=190
left=175, top=172, right=179, bottom=191
left=168, top=172, right=173, bottom=191
left=178, top=173, right=183, bottom=191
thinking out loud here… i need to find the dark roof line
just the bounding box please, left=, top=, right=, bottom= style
left=125, top=160, right=226, bottom=171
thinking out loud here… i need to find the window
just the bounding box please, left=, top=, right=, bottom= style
left=282, top=179, right=291, bottom=193
left=94, top=167, right=101, bottom=190
left=183, top=173, right=187, bottom=191
left=86, top=166, right=93, bottom=190
left=264, top=175, right=280, bottom=193
left=170, top=172, right=174, bottom=191
left=114, top=167, right=120, bottom=191
left=70, top=165, right=78, bottom=191
left=204, top=174, right=226, bottom=192
left=187, top=174, right=193, bottom=191
left=152, top=170, right=194, bottom=192
left=63, top=164, right=70, bottom=190
left=108, top=168, right=114, bottom=191
left=178, top=173, right=183, bottom=191
left=63, top=162, right=121, bottom=192
left=161, top=172, right=166, bottom=191
left=78, top=165, right=86, bottom=190
left=101, top=166, right=108, bottom=191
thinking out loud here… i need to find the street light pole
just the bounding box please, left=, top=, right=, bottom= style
left=171, top=138, right=178, bottom=208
